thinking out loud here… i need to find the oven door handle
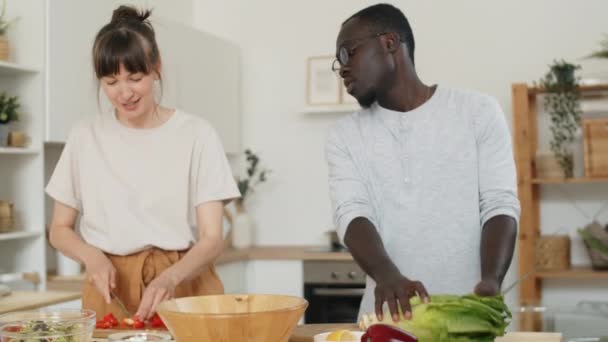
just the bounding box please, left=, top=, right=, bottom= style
left=313, top=288, right=365, bottom=297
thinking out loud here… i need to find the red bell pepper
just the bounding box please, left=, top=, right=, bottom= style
left=361, top=324, right=418, bottom=342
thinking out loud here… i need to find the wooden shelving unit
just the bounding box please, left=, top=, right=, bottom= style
left=531, top=177, right=608, bottom=184
left=512, top=83, right=608, bottom=330
left=535, top=266, right=608, bottom=280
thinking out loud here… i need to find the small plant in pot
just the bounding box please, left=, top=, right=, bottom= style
left=0, top=91, right=19, bottom=146
left=0, top=0, right=19, bottom=61
left=231, top=149, right=270, bottom=249
left=538, top=60, right=582, bottom=178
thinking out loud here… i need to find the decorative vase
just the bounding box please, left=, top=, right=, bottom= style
left=231, top=200, right=253, bottom=249
left=0, top=36, right=8, bottom=61
left=0, top=124, right=9, bottom=146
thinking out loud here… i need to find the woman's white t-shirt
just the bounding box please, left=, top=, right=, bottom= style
left=46, top=109, right=241, bottom=255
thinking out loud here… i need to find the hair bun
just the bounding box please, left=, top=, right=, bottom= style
left=111, top=5, right=151, bottom=24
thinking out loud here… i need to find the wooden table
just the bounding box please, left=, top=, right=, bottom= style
left=93, top=324, right=359, bottom=341
left=0, top=290, right=81, bottom=314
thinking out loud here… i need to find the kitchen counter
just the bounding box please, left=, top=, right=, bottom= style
left=0, top=290, right=81, bottom=314
left=91, top=324, right=358, bottom=342
left=216, top=246, right=353, bottom=264
left=48, top=246, right=353, bottom=291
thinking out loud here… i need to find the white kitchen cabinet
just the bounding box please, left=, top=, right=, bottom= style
left=246, top=261, right=304, bottom=297
left=46, top=1, right=241, bottom=154
left=215, top=262, right=248, bottom=294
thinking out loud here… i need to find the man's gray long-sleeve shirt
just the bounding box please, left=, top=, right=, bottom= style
left=325, top=85, right=520, bottom=317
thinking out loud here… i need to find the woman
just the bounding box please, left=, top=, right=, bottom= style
left=47, top=5, right=240, bottom=321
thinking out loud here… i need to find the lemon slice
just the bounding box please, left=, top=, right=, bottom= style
left=326, top=329, right=356, bottom=341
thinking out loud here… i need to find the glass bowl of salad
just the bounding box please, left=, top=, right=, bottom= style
left=0, top=309, right=96, bottom=342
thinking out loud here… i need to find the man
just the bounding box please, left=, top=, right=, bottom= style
left=325, top=4, right=520, bottom=323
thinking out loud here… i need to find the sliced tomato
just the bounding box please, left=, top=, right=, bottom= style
left=3, top=325, right=22, bottom=333
left=102, top=313, right=119, bottom=327
left=150, top=313, right=166, bottom=328
left=133, top=319, right=145, bottom=329
left=96, top=320, right=112, bottom=329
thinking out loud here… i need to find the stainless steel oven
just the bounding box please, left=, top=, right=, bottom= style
left=303, top=260, right=366, bottom=324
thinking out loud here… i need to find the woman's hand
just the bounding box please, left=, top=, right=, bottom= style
left=136, top=273, right=178, bottom=320
left=83, top=249, right=117, bottom=304
left=135, top=201, right=225, bottom=319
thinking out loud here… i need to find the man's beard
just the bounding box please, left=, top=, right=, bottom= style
left=357, top=90, right=376, bottom=108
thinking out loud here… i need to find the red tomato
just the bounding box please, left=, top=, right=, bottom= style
left=150, top=313, right=166, bottom=328
left=4, top=326, right=22, bottom=333
left=96, top=320, right=112, bottom=329
left=133, top=319, right=145, bottom=329
left=102, top=313, right=119, bottom=327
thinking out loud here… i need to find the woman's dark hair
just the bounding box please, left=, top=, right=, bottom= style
left=92, top=6, right=162, bottom=81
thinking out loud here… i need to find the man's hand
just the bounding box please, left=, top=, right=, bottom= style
left=474, top=278, right=501, bottom=296
left=374, top=273, right=429, bottom=322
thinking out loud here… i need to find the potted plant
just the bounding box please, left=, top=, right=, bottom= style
left=0, top=91, right=19, bottom=146
left=232, top=149, right=270, bottom=248
left=0, top=0, right=18, bottom=61
left=538, top=60, right=582, bottom=178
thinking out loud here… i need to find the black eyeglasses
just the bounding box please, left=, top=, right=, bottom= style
left=331, top=32, right=389, bottom=73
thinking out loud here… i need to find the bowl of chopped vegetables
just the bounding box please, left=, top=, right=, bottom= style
left=0, top=309, right=96, bottom=342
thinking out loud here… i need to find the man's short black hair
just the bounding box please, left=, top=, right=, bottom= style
left=344, top=3, right=415, bottom=64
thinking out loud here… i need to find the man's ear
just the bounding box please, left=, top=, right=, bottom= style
left=385, top=32, right=399, bottom=53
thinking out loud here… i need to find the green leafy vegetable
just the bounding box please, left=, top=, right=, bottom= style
left=359, top=294, right=511, bottom=342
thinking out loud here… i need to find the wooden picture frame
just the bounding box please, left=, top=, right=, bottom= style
left=306, top=56, right=340, bottom=105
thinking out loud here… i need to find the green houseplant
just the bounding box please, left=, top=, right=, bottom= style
left=0, top=0, right=16, bottom=35
left=236, top=149, right=270, bottom=209
left=0, top=91, right=19, bottom=146
left=538, top=60, right=582, bottom=178
left=0, top=0, right=18, bottom=61
left=231, top=149, right=270, bottom=249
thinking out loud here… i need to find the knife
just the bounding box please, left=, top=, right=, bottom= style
left=501, top=271, right=533, bottom=295
left=110, top=290, right=132, bottom=318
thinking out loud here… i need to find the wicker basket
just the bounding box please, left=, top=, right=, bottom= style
left=0, top=200, right=14, bottom=233
left=583, top=118, right=608, bottom=177
left=535, top=153, right=566, bottom=179
left=0, top=36, right=8, bottom=61
left=535, top=235, right=571, bottom=271
left=0, top=217, right=13, bottom=233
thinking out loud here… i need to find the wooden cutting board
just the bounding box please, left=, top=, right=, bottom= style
left=93, top=328, right=170, bottom=339
left=289, top=324, right=360, bottom=342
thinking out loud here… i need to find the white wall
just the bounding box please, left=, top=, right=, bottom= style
left=192, top=1, right=608, bottom=309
